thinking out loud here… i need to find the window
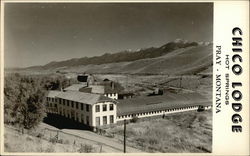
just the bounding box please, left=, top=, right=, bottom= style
left=55, top=104, right=57, bottom=108
left=110, top=115, right=114, bottom=124
left=71, top=101, right=74, bottom=108
left=71, top=110, right=75, bottom=119
left=59, top=99, right=62, bottom=104
left=86, top=116, right=89, bottom=125
left=81, top=114, right=84, bottom=123
left=60, top=108, right=62, bottom=115
left=103, top=116, right=107, bottom=125
left=76, top=102, right=79, bottom=109
left=103, top=104, right=107, bottom=111
left=86, top=105, right=89, bottom=112
left=46, top=97, right=49, bottom=101
left=76, top=113, right=79, bottom=122
left=109, top=104, right=114, bottom=111
left=95, top=105, right=100, bottom=112
left=81, top=103, right=84, bottom=110
left=96, top=117, right=100, bottom=126
left=67, top=100, right=69, bottom=106
left=63, top=99, right=65, bottom=105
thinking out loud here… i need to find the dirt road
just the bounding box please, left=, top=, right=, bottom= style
left=39, top=123, right=142, bottom=153
left=61, top=129, right=142, bottom=153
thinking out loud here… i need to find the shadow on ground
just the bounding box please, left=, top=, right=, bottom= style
left=43, top=113, right=92, bottom=131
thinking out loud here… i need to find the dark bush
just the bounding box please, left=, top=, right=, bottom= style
left=131, top=116, right=139, bottom=123
left=78, top=144, right=93, bottom=153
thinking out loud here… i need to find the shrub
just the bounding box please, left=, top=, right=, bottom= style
left=49, top=137, right=57, bottom=144
left=36, top=133, right=44, bottom=138
left=198, top=116, right=206, bottom=122
left=131, top=116, right=139, bottom=123
left=78, top=144, right=94, bottom=153
left=105, top=132, right=114, bottom=138
left=57, top=139, right=63, bottom=144
left=63, top=139, right=70, bottom=144
left=148, top=137, right=159, bottom=145
left=26, top=136, right=33, bottom=141
left=45, top=146, right=55, bottom=152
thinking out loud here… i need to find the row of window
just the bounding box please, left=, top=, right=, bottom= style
left=47, top=103, right=57, bottom=108
left=48, top=97, right=90, bottom=112
left=48, top=97, right=116, bottom=113
left=95, top=104, right=113, bottom=112
left=47, top=97, right=55, bottom=102
left=58, top=109, right=90, bottom=125
left=117, top=106, right=199, bottom=119
left=95, top=115, right=114, bottom=126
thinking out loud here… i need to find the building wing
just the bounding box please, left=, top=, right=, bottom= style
left=117, top=92, right=211, bottom=116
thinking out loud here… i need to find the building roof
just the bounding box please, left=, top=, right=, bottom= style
left=47, top=90, right=62, bottom=98
left=117, top=92, right=211, bottom=116
left=55, top=91, right=115, bottom=105
left=90, top=85, right=105, bottom=94
left=64, top=84, right=87, bottom=91
left=79, top=87, right=92, bottom=93
left=87, top=84, right=122, bottom=94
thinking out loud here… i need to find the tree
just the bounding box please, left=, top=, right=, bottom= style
left=14, top=83, right=46, bottom=130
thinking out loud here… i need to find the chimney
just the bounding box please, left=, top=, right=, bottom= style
left=111, top=81, right=115, bottom=90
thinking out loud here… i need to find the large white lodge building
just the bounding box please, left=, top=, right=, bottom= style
left=46, top=75, right=211, bottom=128
left=47, top=91, right=117, bottom=127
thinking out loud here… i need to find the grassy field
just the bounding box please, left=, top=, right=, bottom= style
left=4, top=122, right=141, bottom=153
left=4, top=125, right=101, bottom=153
left=104, top=109, right=212, bottom=153
left=4, top=110, right=212, bottom=153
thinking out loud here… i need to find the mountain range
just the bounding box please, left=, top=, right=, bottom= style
left=22, top=39, right=213, bottom=75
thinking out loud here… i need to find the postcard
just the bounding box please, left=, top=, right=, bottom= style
left=0, top=0, right=249, bottom=155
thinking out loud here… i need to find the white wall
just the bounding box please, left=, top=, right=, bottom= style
left=52, top=98, right=93, bottom=126
left=92, top=101, right=117, bottom=127
left=116, top=105, right=202, bottom=121
left=47, top=96, right=212, bottom=126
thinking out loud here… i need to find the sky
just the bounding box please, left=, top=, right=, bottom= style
left=4, top=3, right=213, bottom=68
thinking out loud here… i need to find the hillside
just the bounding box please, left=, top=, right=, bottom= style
left=42, top=39, right=199, bottom=69
left=20, top=40, right=212, bottom=75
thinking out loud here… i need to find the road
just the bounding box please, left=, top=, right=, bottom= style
left=61, top=129, right=142, bottom=153
left=39, top=123, right=142, bottom=153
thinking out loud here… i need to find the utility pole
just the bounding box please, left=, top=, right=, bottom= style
left=124, top=119, right=126, bottom=153
left=180, top=75, right=182, bottom=88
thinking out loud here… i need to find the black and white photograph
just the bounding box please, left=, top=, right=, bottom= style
left=3, top=2, right=214, bottom=153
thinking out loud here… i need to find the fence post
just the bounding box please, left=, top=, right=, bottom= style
left=124, top=119, right=126, bottom=153
left=99, top=145, right=102, bottom=153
